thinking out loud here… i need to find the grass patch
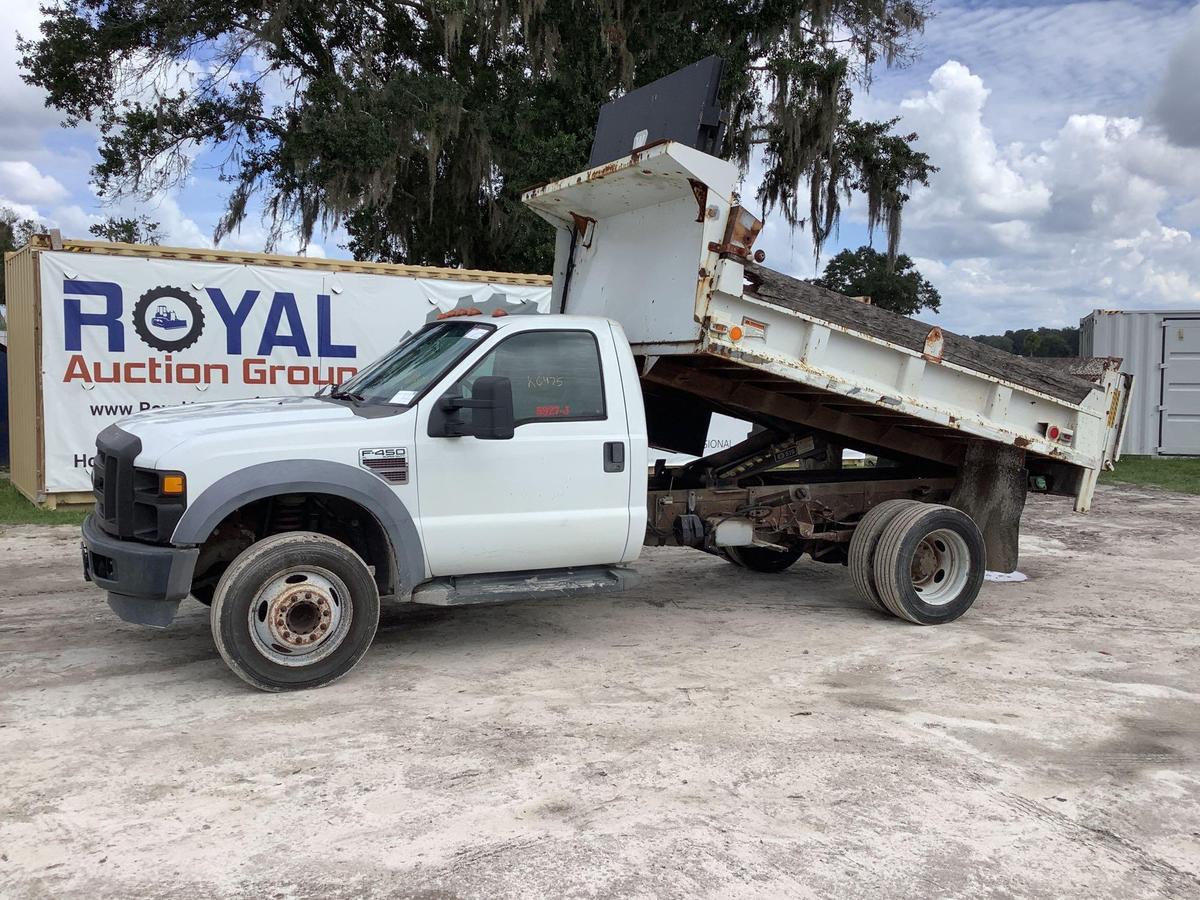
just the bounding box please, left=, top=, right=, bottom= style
left=1100, top=455, right=1200, bottom=495
left=0, top=478, right=89, bottom=526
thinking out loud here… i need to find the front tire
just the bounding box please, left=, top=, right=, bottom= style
left=211, top=532, right=380, bottom=691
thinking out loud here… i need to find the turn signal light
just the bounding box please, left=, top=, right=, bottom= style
left=161, top=474, right=186, bottom=495
left=729, top=325, right=744, bottom=342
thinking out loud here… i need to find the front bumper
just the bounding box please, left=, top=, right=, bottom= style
left=81, top=514, right=199, bottom=628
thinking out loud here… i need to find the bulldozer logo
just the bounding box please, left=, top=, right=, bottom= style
left=132, top=286, right=206, bottom=352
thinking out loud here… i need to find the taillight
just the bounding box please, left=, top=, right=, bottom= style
left=1039, top=422, right=1073, bottom=445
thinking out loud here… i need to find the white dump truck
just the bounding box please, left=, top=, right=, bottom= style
left=81, top=140, right=1130, bottom=691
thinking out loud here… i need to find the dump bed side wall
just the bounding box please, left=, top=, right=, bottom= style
left=744, top=263, right=1096, bottom=406
left=691, top=283, right=1117, bottom=506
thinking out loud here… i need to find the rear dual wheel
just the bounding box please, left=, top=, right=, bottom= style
left=848, top=499, right=918, bottom=612
left=849, top=502, right=985, bottom=624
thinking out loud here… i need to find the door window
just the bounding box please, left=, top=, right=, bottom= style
left=458, top=330, right=606, bottom=425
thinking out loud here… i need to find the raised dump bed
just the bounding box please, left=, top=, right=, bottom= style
left=524, top=141, right=1130, bottom=514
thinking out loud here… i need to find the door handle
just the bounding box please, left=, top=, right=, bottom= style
left=603, top=441, right=625, bottom=473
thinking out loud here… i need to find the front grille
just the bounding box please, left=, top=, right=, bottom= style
left=92, top=425, right=185, bottom=544
left=93, top=425, right=139, bottom=536
left=92, top=446, right=109, bottom=520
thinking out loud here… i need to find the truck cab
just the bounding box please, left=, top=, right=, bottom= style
left=83, top=314, right=648, bottom=690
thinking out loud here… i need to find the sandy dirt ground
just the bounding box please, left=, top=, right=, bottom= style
left=1, top=484, right=1198, bottom=898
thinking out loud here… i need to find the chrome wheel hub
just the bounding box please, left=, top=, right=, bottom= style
left=910, top=528, right=971, bottom=606
left=249, top=567, right=352, bottom=666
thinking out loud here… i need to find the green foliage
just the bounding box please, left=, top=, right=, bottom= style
left=19, top=1, right=935, bottom=272
left=0, top=478, right=89, bottom=526
left=813, top=245, right=940, bottom=315
left=1100, top=456, right=1200, bottom=495
left=1, top=206, right=42, bottom=253
left=971, top=327, right=1079, bottom=358
left=88, top=215, right=161, bottom=245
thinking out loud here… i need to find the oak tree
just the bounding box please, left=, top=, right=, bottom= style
left=814, top=244, right=940, bottom=315
left=21, top=1, right=936, bottom=271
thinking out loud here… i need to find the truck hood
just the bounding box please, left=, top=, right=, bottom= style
left=117, top=396, right=363, bottom=468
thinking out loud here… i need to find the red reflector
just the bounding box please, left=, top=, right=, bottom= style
left=1047, top=424, right=1061, bottom=441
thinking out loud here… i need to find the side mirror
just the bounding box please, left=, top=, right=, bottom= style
left=427, top=376, right=515, bottom=440
left=464, top=376, right=515, bottom=440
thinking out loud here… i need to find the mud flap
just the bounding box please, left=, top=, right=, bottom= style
left=107, top=594, right=183, bottom=629
left=948, top=441, right=1027, bottom=573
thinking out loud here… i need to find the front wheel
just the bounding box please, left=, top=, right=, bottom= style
left=211, top=532, right=380, bottom=691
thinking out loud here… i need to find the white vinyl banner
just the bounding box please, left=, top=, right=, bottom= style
left=39, top=252, right=551, bottom=492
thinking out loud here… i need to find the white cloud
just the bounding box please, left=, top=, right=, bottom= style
left=898, top=61, right=1050, bottom=223
left=2, top=1, right=67, bottom=152
left=861, top=1, right=1195, bottom=145
left=0, top=197, right=41, bottom=222
left=8, top=0, right=1195, bottom=289
left=886, top=60, right=1200, bottom=335
left=0, top=160, right=68, bottom=204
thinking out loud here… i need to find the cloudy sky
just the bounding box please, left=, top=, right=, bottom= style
left=3, top=0, right=1199, bottom=335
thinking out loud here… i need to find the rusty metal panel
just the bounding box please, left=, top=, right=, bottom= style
left=745, top=263, right=1095, bottom=405
left=523, top=141, right=738, bottom=337
left=22, top=234, right=551, bottom=288
left=4, top=245, right=42, bottom=502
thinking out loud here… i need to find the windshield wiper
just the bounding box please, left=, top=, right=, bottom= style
left=328, top=387, right=366, bottom=402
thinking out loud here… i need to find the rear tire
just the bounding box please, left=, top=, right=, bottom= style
left=848, top=499, right=920, bottom=612
left=211, top=532, right=380, bottom=691
left=873, top=504, right=985, bottom=625
left=723, top=545, right=804, bottom=572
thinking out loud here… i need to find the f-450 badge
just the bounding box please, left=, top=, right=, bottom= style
left=359, top=447, right=409, bottom=485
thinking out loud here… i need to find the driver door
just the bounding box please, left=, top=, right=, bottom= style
left=414, top=326, right=632, bottom=576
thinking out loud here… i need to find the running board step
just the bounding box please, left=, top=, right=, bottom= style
left=410, top=565, right=639, bottom=607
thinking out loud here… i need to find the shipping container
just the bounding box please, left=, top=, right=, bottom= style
left=1080, top=309, right=1200, bottom=456
left=0, top=329, right=8, bottom=467
left=4, top=235, right=551, bottom=508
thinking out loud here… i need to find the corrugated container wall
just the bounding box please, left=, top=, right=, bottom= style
left=1080, top=309, right=1200, bottom=456
left=4, top=245, right=41, bottom=499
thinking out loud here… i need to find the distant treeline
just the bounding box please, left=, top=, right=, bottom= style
left=971, top=326, right=1079, bottom=357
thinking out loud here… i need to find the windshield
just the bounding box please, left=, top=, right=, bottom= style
left=332, top=321, right=494, bottom=405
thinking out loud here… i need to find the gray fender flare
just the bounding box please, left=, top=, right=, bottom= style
left=172, top=460, right=425, bottom=597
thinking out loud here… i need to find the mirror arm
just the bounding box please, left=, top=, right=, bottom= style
left=440, top=397, right=493, bottom=411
